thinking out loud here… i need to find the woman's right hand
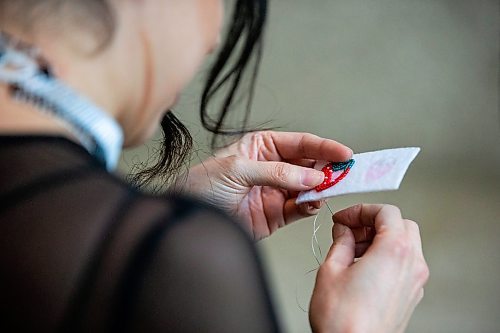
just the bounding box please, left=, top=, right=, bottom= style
left=309, top=204, right=429, bottom=333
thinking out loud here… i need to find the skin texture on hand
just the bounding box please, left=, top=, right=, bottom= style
left=180, top=131, right=353, bottom=240
left=309, top=204, right=430, bottom=333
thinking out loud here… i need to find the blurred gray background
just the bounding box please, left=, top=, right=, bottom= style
left=120, top=0, right=500, bottom=332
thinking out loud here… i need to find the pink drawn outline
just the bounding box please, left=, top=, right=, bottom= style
left=364, top=158, right=396, bottom=183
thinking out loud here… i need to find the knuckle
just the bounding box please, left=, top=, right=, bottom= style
left=240, top=131, right=266, bottom=149
left=418, top=289, right=425, bottom=302
left=413, top=288, right=425, bottom=306
left=416, top=261, right=430, bottom=285
left=222, top=155, right=242, bottom=171
left=272, top=163, right=290, bottom=184
left=377, top=223, right=391, bottom=235
left=384, top=204, right=401, bottom=215
left=347, top=203, right=365, bottom=221
left=298, top=137, right=307, bottom=156
left=249, top=131, right=264, bottom=141
left=299, top=133, right=315, bottom=155
left=319, top=259, right=340, bottom=276
left=251, top=131, right=272, bottom=143
left=352, top=203, right=364, bottom=212
left=406, top=219, right=420, bottom=233
left=388, top=236, right=411, bottom=258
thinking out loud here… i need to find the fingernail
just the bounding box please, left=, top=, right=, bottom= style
left=344, top=148, right=354, bottom=159
left=311, top=201, right=322, bottom=209
left=302, top=170, right=324, bottom=187
left=306, top=203, right=317, bottom=213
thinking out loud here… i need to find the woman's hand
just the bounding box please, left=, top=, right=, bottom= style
left=309, top=204, right=429, bottom=333
left=181, top=131, right=352, bottom=240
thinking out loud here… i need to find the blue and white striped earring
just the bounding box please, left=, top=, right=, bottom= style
left=0, top=31, right=124, bottom=171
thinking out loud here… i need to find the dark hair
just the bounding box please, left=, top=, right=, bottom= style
left=0, top=0, right=268, bottom=190
left=130, top=0, right=268, bottom=190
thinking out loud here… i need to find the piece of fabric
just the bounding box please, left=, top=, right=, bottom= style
left=0, top=135, right=280, bottom=333
left=296, top=147, right=420, bottom=204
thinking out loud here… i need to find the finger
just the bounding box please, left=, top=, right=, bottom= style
left=286, top=195, right=323, bottom=212
left=283, top=198, right=321, bottom=224
left=324, top=223, right=356, bottom=271
left=261, top=186, right=286, bottom=232
left=286, top=158, right=316, bottom=168
left=333, top=204, right=405, bottom=234
left=351, top=227, right=375, bottom=257
left=242, top=160, right=324, bottom=191
left=352, top=227, right=376, bottom=243
left=355, top=241, right=372, bottom=258
left=405, top=219, right=424, bottom=258
left=309, top=200, right=324, bottom=210
left=270, top=132, right=353, bottom=162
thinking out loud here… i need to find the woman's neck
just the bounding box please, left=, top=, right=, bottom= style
left=0, top=86, right=79, bottom=141
left=0, top=25, right=143, bottom=146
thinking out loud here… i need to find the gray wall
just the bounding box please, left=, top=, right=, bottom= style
left=120, top=0, right=500, bottom=332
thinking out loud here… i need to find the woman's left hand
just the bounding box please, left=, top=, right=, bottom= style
left=181, top=131, right=353, bottom=240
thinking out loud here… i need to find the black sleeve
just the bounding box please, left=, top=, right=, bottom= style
left=0, top=137, right=281, bottom=332
left=111, top=198, right=281, bottom=333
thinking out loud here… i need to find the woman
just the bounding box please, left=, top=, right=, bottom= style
left=0, top=0, right=429, bottom=332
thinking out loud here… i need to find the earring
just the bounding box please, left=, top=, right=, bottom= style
left=0, top=30, right=124, bottom=171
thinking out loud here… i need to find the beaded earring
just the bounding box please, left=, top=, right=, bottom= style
left=0, top=31, right=124, bottom=171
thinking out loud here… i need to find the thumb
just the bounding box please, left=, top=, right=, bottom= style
left=324, top=222, right=356, bottom=270
left=241, top=160, right=324, bottom=191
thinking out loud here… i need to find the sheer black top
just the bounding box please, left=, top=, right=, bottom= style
left=0, top=135, right=280, bottom=332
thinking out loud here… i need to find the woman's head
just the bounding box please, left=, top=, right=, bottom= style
left=0, top=0, right=267, bottom=187
left=1, top=0, right=224, bottom=142
left=115, top=0, right=227, bottom=145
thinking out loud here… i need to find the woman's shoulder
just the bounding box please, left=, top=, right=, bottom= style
left=0, top=158, right=252, bottom=332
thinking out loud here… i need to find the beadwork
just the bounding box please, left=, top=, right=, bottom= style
left=0, top=31, right=124, bottom=171
left=315, top=159, right=355, bottom=192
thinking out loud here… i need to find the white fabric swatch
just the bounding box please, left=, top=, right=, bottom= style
left=296, top=147, right=420, bottom=204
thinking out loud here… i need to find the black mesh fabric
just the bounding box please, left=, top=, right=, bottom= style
left=0, top=135, right=280, bottom=333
